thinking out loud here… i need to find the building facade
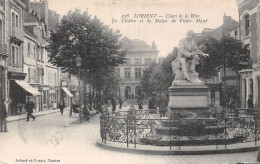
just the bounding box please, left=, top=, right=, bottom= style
left=117, top=37, right=158, bottom=99
left=237, top=0, right=260, bottom=108
left=0, top=0, right=61, bottom=115
left=7, top=0, right=27, bottom=115
left=0, top=0, right=8, bottom=113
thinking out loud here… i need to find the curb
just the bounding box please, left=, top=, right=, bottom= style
left=96, top=139, right=260, bottom=155
left=7, top=108, right=69, bottom=123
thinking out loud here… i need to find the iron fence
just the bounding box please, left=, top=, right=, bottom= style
left=100, top=106, right=260, bottom=150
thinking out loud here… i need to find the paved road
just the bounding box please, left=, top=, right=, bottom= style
left=0, top=108, right=259, bottom=164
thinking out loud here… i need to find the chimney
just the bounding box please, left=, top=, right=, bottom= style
left=21, top=0, right=31, bottom=12
left=31, top=0, right=49, bottom=25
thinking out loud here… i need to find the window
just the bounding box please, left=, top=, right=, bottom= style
left=33, top=45, right=35, bottom=58
left=11, top=46, right=20, bottom=67
left=245, top=14, right=250, bottom=36
left=11, top=11, right=20, bottom=35
left=134, top=58, right=141, bottom=65
left=124, top=58, right=131, bottom=64
left=28, top=43, right=30, bottom=56
left=16, top=15, right=18, bottom=27
left=124, top=68, right=131, bottom=78
left=11, top=46, right=15, bottom=65
left=145, top=58, right=151, bottom=65
left=11, top=12, right=15, bottom=35
left=16, top=47, right=18, bottom=65
left=0, top=20, right=3, bottom=43
left=135, top=68, right=141, bottom=78
left=37, top=46, right=40, bottom=60
left=28, top=68, right=30, bottom=82
left=41, top=47, right=44, bottom=61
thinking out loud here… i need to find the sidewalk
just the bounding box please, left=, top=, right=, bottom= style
left=6, top=107, right=70, bottom=123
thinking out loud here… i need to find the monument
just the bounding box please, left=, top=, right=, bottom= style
left=169, top=30, right=209, bottom=119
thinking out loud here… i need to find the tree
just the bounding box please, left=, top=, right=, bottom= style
left=140, top=47, right=177, bottom=96
left=47, top=9, right=125, bottom=78
left=196, top=36, right=249, bottom=78
left=47, top=9, right=126, bottom=104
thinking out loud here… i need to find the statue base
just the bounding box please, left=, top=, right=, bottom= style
left=172, top=71, right=203, bottom=86
left=168, top=85, right=209, bottom=119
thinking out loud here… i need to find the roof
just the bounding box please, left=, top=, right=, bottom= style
left=23, top=26, right=37, bottom=40
left=195, top=15, right=239, bottom=41
left=24, top=10, right=44, bottom=24
left=120, top=37, right=158, bottom=53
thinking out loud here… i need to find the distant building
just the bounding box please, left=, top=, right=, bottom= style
left=117, top=37, right=158, bottom=99
left=158, top=57, right=165, bottom=64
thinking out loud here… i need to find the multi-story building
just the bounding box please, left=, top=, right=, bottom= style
left=2, top=0, right=61, bottom=115
left=23, top=0, right=60, bottom=111
left=0, top=0, right=8, bottom=113
left=117, top=37, right=158, bottom=99
left=236, top=0, right=260, bottom=108
left=7, top=0, right=28, bottom=115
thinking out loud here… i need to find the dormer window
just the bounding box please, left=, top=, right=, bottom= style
left=244, top=14, right=250, bottom=36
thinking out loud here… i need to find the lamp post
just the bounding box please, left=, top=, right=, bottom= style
left=75, top=56, right=83, bottom=123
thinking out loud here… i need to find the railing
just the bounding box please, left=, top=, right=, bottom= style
left=100, top=107, right=260, bottom=150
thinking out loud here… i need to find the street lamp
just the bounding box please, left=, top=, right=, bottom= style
left=75, top=56, right=83, bottom=123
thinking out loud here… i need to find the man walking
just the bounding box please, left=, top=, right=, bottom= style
left=25, top=97, right=35, bottom=121
left=111, top=96, right=117, bottom=113
left=59, top=99, right=65, bottom=115
left=119, top=97, right=123, bottom=109
left=0, top=99, right=8, bottom=132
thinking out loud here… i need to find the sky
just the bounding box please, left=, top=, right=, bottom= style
left=47, top=0, right=239, bottom=57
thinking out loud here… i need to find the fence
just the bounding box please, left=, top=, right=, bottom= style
left=100, top=106, right=260, bottom=150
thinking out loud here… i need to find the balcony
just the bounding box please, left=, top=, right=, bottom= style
left=11, top=27, right=24, bottom=44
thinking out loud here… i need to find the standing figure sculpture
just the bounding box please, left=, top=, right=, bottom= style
left=172, top=30, right=208, bottom=85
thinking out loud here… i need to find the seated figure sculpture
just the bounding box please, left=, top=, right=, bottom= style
left=171, top=30, right=209, bottom=85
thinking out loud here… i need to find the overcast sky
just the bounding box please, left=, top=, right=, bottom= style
left=47, top=0, right=239, bottom=57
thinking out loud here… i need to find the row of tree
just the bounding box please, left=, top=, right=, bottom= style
left=140, top=36, right=249, bottom=97
left=47, top=9, right=125, bottom=106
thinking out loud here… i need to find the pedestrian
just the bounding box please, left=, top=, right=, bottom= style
left=111, top=96, right=117, bottom=113
left=119, top=97, right=123, bottom=109
left=137, top=96, right=143, bottom=109
left=25, top=97, right=35, bottom=121
left=157, top=93, right=167, bottom=117
left=123, top=97, right=127, bottom=107
left=0, top=99, right=8, bottom=132
left=247, top=95, right=254, bottom=109
left=59, top=99, right=65, bottom=115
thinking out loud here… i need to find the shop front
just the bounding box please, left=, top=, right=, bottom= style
left=38, top=85, right=49, bottom=110
left=61, top=87, right=73, bottom=107
left=8, top=77, right=41, bottom=115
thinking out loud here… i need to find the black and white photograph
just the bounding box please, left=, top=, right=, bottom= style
left=0, top=0, right=260, bottom=163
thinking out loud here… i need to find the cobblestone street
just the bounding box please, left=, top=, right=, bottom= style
left=0, top=107, right=259, bottom=164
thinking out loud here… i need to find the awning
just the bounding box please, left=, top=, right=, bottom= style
left=62, top=87, right=73, bottom=97
left=15, top=80, right=41, bottom=96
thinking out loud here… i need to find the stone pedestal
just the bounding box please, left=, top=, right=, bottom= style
left=168, top=85, right=209, bottom=119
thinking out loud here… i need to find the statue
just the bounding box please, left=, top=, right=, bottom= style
left=171, top=30, right=208, bottom=85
